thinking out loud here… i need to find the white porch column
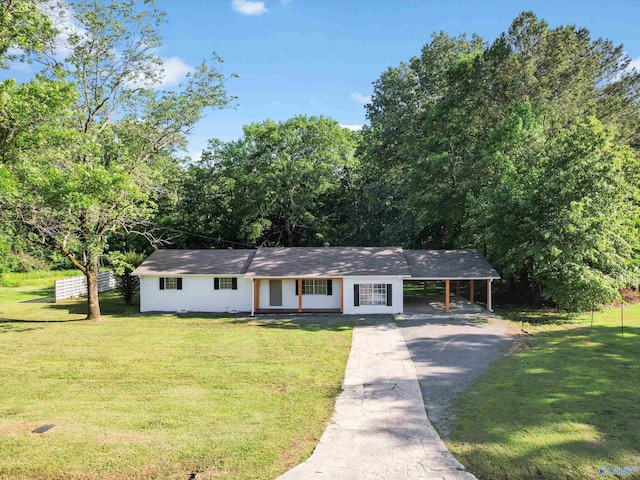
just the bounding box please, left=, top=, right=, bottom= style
left=487, top=279, right=493, bottom=312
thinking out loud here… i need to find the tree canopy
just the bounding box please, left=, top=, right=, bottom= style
left=2, top=6, right=638, bottom=312
left=0, top=0, right=234, bottom=319
left=357, top=11, right=640, bottom=308
left=170, top=115, right=358, bottom=248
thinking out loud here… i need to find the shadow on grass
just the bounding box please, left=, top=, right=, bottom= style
left=225, top=314, right=381, bottom=332
left=498, top=307, right=579, bottom=325
left=0, top=290, right=139, bottom=323
left=449, top=323, right=640, bottom=479
left=3, top=288, right=383, bottom=334
left=0, top=322, right=45, bottom=333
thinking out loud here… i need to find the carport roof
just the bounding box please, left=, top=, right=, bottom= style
left=403, top=249, right=500, bottom=280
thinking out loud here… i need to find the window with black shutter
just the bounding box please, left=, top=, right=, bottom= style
left=161, top=278, right=181, bottom=290
left=214, top=277, right=236, bottom=290
left=357, top=283, right=387, bottom=306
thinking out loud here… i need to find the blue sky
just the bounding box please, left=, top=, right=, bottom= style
left=7, top=0, right=640, bottom=160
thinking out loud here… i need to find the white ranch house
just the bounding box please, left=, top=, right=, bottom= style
left=132, top=247, right=500, bottom=315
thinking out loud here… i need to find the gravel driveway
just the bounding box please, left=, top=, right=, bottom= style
left=397, top=315, right=516, bottom=438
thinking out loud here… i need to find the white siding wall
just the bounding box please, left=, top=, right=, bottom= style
left=139, top=275, right=252, bottom=313
left=139, top=275, right=404, bottom=314
left=257, top=279, right=341, bottom=310
left=342, top=276, right=404, bottom=315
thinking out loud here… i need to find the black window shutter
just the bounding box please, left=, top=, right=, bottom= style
left=232, top=278, right=238, bottom=290
left=354, top=284, right=360, bottom=306
left=327, top=279, right=333, bottom=295
left=159, top=278, right=165, bottom=290
left=386, top=284, right=392, bottom=306
left=295, top=280, right=299, bottom=295
left=214, top=278, right=219, bottom=290
left=177, top=278, right=183, bottom=290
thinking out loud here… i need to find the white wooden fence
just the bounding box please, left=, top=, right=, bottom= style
left=54, top=271, right=117, bottom=302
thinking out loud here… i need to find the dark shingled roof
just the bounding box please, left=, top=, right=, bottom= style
left=246, top=247, right=411, bottom=277
left=132, top=249, right=256, bottom=276
left=403, top=249, right=500, bottom=279
left=132, top=247, right=500, bottom=279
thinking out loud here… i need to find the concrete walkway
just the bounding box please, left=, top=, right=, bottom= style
left=278, top=320, right=476, bottom=480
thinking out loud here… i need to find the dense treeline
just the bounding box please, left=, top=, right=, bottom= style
left=357, top=12, right=640, bottom=308
left=1, top=5, right=638, bottom=311
left=154, top=12, right=640, bottom=309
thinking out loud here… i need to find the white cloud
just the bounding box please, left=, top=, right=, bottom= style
left=231, top=0, right=267, bottom=15
left=39, top=0, right=88, bottom=57
left=340, top=124, right=363, bottom=131
left=188, top=150, right=203, bottom=163
left=157, top=57, right=194, bottom=87
left=350, top=92, right=371, bottom=104
left=126, top=56, right=194, bottom=89
left=628, top=56, right=640, bottom=73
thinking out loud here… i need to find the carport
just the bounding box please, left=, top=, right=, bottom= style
left=403, top=250, right=501, bottom=312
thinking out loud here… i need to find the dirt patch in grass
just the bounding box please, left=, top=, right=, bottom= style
left=619, top=288, right=640, bottom=305
left=275, top=433, right=320, bottom=471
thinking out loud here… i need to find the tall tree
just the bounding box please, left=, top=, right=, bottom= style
left=362, top=11, right=640, bottom=308
left=358, top=32, right=485, bottom=247
left=3, top=0, right=234, bottom=319
left=176, top=116, right=358, bottom=248
left=0, top=0, right=71, bottom=271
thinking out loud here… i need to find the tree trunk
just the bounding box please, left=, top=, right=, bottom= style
left=86, top=269, right=102, bottom=320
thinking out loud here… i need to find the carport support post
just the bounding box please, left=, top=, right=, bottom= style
left=456, top=280, right=460, bottom=296
left=445, top=279, right=450, bottom=312
left=470, top=280, right=475, bottom=303
left=423, top=281, right=427, bottom=296
left=487, top=279, right=492, bottom=312
left=298, top=278, right=303, bottom=312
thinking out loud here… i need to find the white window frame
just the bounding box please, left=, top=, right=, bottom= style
left=359, top=283, right=387, bottom=306
left=218, top=277, right=234, bottom=290
left=302, top=279, right=328, bottom=295
left=164, top=278, right=178, bottom=290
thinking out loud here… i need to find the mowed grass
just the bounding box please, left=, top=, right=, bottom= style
left=448, top=303, right=640, bottom=480
left=0, top=269, right=79, bottom=288
left=0, top=270, right=80, bottom=304
left=0, top=289, right=353, bottom=480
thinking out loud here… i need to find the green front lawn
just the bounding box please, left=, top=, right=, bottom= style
left=448, top=304, right=640, bottom=480
left=0, top=270, right=80, bottom=304
left=0, top=290, right=352, bottom=480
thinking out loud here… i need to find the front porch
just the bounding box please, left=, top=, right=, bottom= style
left=252, top=278, right=344, bottom=315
